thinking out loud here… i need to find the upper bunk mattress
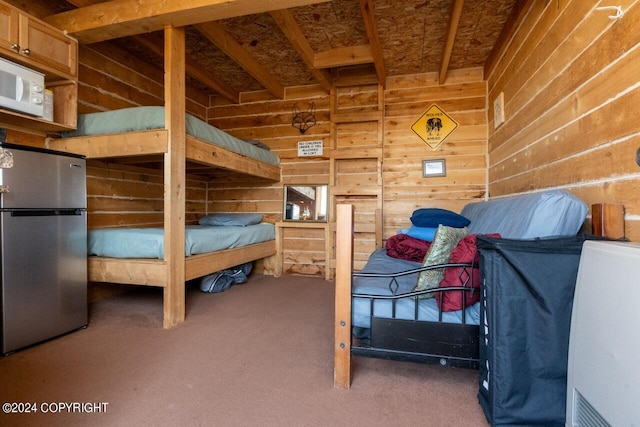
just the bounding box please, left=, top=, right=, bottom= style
left=89, top=223, right=275, bottom=259
left=62, top=106, right=280, bottom=166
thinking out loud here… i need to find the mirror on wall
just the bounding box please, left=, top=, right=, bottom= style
left=283, top=185, right=328, bottom=222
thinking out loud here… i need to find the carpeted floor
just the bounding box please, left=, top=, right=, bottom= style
left=0, top=274, right=487, bottom=426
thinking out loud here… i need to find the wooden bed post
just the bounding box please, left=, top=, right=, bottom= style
left=163, top=25, right=186, bottom=328
left=591, top=203, right=625, bottom=239
left=334, top=204, right=354, bottom=389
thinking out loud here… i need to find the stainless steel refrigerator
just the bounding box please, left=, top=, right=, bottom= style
left=1, top=142, right=87, bottom=355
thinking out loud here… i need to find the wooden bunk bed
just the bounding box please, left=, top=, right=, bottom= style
left=48, top=26, right=280, bottom=328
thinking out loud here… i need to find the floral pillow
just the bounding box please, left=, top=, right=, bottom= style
left=414, top=225, right=468, bottom=298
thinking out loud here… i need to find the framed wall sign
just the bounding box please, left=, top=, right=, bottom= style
left=423, top=159, right=446, bottom=177
left=297, top=140, right=323, bottom=157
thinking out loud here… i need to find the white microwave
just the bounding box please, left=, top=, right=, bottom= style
left=0, top=57, right=45, bottom=117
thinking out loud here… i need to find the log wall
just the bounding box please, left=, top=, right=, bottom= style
left=384, top=68, right=487, bottom=240
left=209, top=86, right=331, bottom=276
left=208, top=68, right=488, bottom=274
left=76, top=44, right=210, bottom=229
left=486, top=0, right=640, bottom=241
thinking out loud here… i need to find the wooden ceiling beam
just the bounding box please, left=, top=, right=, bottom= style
left=132, top=34, right=240, bottom=104
left=269, top=9, right=332, bottom=93
left=44, top=0, right=332, bottom=44
left=359, top=0, right=386, bottom=88
left=67, top=1, right=240, bottom=103
left=195, top=22, right=285, bottom=100
left=314, top=45, right=373, bottom=69
left=439, top=0, right=464, bottom=85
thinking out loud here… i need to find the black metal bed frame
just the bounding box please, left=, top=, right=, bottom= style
left=351, top=262, right=480, bottom=369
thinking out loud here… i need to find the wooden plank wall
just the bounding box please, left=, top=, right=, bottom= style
left=208, top=86, right=331, bottom=276
left=209, top=69, right=488, bottom=274
left=383, top=68, right=488, bottom=240
left=332, top=82, right=383, bottom=271
left=78, top=44, right=210, bottom=229
left=77, top=44, right=208, bottom=119
left=487, top=0, right=640, bottom=242
left=86, top=160, right=208, bottom=229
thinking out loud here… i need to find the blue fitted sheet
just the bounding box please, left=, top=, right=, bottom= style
left=351, top=249, right=480, bottom=328
left=88, top=223, right=275, bottom=259
left=62, top=106, right=280, bottom=166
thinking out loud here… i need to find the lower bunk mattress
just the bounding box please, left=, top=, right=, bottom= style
left=352, top=249, right=480, bottom=329
left=88, top=223, right=275, bottom=259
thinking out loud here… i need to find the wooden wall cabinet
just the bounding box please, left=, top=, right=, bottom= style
left=0, top=0, right=78, bottom=132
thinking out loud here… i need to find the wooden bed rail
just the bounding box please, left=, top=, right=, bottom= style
left=334, top=204, right=354, bottom=389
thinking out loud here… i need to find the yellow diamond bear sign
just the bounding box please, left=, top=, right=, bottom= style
left=410, top=104, right=459, bottom=150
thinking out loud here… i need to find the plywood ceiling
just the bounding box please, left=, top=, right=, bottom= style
left=12, top=0, right=519, bottom=102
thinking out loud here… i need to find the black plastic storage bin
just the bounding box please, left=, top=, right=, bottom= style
left=476, top=234, right=605, bottom=426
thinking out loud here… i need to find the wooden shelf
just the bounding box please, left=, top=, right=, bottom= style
left=0, top=109, right=76, bottom=133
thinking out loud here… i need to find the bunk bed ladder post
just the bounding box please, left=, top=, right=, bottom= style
left=162, top=25, right=187, bottom=328
left=334, top=204, right=354, bottom=389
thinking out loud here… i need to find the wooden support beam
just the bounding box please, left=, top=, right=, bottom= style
left=195, top=21, right=285, bottom=100
left=359, top=0, right=386, bottom=88
left=44, top=0, right=332, bottom=44
left=269, top=9, right=332, bottom=92
left=439, top=0, right=464, bottom=85
left=314, top=45, right=374, bottom=69
left=163, top=25, right=187, bottom=329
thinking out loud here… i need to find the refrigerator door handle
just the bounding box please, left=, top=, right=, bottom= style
left=10, top=209, right=84, bottom=217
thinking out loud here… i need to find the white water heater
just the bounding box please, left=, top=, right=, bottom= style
left=566, top=241, right=640, bottom=426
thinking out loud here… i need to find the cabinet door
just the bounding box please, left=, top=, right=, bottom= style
left=0, top=3, right=19, bottom=54
left=21, top=14, right=77, bottom=78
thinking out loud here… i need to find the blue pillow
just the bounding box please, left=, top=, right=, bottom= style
left=199, top=213, right=263, bottom=226
left=410, top=208, right=470, bottom=228
left=406, top=225, right=438, bottom=242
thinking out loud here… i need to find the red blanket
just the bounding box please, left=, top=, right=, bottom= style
left=385, top=234, right=431, bottom=262
left=436, top=233, right=500, bottom=311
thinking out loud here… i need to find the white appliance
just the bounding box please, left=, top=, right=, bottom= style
left=0, top=57, right=45, bottom=117
left=566, top=240, right=640, bottom=426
